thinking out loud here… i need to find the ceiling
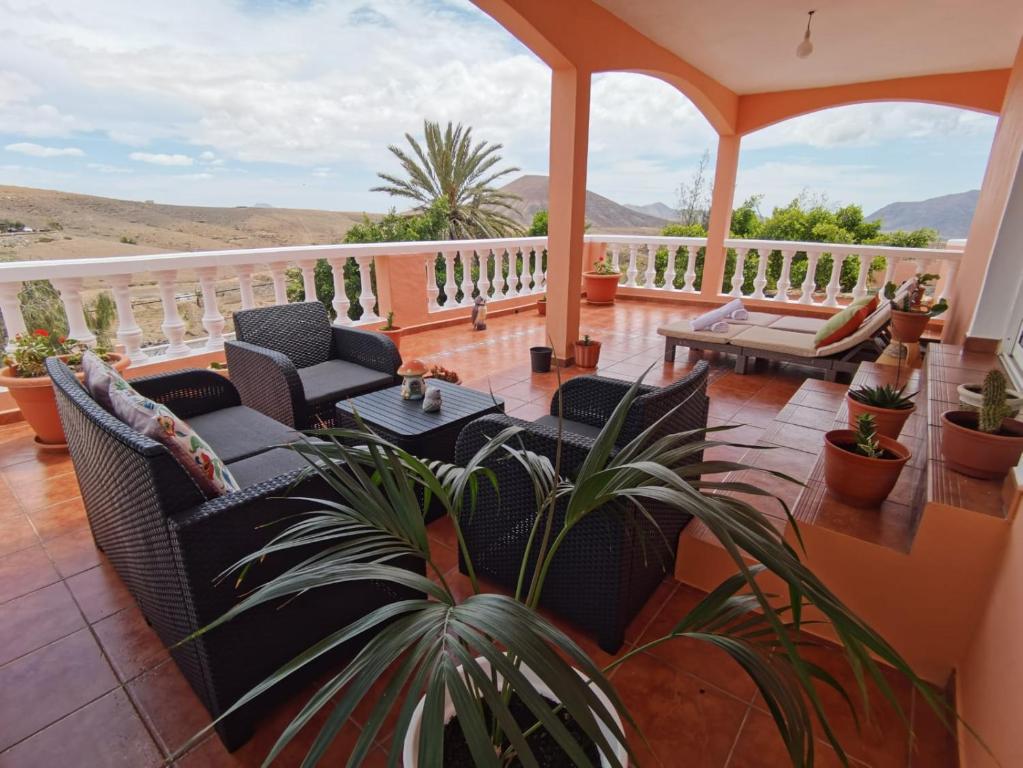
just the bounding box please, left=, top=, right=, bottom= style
left=592, top=0, right=1023, bottom=94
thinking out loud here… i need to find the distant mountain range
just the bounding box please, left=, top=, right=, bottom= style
left=624, top=202, right=679, bottom=220
left=867, top=190, right=978, bottom=239
left=499, top=175, right=669, bottom=231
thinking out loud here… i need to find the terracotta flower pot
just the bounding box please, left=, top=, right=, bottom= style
left=846, top=394, right=915, bottom=440
left=940, top=410, right=1023, bottom=480
left=379, top=328, right=402, bottom=351
left=890, top=309, right=930, bottom=344
left=823, top=429, right=911, bottom=508
left=537, top=300, right=547, bottom=316
left=583, top=272, right=621, bottom=305
left=0, top=353, right=130, bottom=450
left=574, top=339, right=602, bottom=368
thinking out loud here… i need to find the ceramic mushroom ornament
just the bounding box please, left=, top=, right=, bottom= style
left=398, top=359, right=428, bottom=400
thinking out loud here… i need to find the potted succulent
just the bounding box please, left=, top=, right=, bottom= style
left=583, top=258, right=622, bottom=305
left=0, top=329, right=129, bottom=449
left=884, top=276, right=948, bottom=345
left=207, top=360, right=229, bottom=377
left=537, top=295, right=547, bottom=316
left=379, top=311, right=402, bottom=350
left=574, top=334, right=601, bottom=368
left=824, top=413, right=911, bottom=508
left=942, top=369, right=1023, bottom=479
left=191, top=376, right=959, bottom=768
left=846, top=383, right=916, bottom=439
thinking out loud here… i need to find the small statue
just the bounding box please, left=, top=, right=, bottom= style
left=422, top=385, right=442, bottom=413
left=471, top=295, right=487, bottom=331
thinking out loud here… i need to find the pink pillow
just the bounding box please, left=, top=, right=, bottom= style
left=108, top=377, right=239, bottom=498
left=81, top=351, right=126, bottom=411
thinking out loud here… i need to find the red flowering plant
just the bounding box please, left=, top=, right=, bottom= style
left=3, top=328, right=83, bottom=378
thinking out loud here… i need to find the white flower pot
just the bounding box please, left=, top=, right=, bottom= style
left=402, top=656, right=628, bottom=767
left=957, top=383, right=1023, bottom=417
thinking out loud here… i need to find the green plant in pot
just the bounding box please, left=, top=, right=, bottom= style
left=883, top=276, right=948, bottom=345
left=824, top=413, right=911, bottom=508
left=574, top=333, right=601, bottom=368
left=942, top=369, right=1023, bottom=479
left=379, top=310, right=403, bottom=350
left=846, top=383, right=916, bottom=439
left=583, top=258, right=621, bottom=305
left=185, top=376, right=965, bottom=767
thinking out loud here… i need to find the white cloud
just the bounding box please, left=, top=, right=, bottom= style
left=129, top=152, right=194, bottom=166
left=736, top=160, right=901, bottom=214
left=312, top=167, right=332, bottom=178
left=4, top=141, right=84, bottom=157
left=198, top=150, right=223, bottom=166
left=87, top=162, right=132, bottom=174
left=179, top=172, right=212, bottom=180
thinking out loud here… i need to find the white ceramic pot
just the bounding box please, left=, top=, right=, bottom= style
left=957, top=383, right=1023, bottom=417
left=402, top=656, right=627, bottom=767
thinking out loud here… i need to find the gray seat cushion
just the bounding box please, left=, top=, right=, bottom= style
left=188, top=405, right=302, bottom=463
left=298, top=359, right=394, bottom=406
left=225, top=447, right=310, bottom=488
left=533, top=415, right=604, bottom=441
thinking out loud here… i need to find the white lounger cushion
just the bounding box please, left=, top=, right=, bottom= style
left=657, top=320, right=748, bottom=343
left=766, top=315, right=825, bottom=334
left=729, top=311, right=780, bottom=327
left=731, top=326, right=818, bottom=355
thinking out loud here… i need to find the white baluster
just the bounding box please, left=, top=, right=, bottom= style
left=196, top=267, right=225, bottom=351
left=662, top=244, right=677, bottom=291
left=751, top=249, right=769, bottom=299
left=52, top=278, right=95, bottom=346
left=681, top=245, right=698, bottom=293
left=799, top=250, right=821, bottom=305
left=297, top=259, right=318, bottom=302
left=882, top=256, right=897, bottom=291
left=774, top=250, right=795, bottom=302
left=530, top=248, right=543, bottom=292
left=824, top=253, right=844, bottom=307
left=458, top=252, right=474, bottom=305
left=852, top=254, right=870, bottom=301
left=729, top=248, right=749, bottom=297
left=625, top=244, right=639, bottom=287
left=442, top=251, right=458, bottom=306
left=235, top=265, right=255, bottom=310
left=269, top=264, right=289, bottom=305
left=479, top=249, right=494, bottom=298
left=0, top=282, right=27, bottom=352
left=937, top=260, right=957, bottom=302
left=643, top=243, right=658, bottom=287
left=328, top=257, right=352, bottom=324
left=155, top=271, right=189, bottom=356
left=509, top=247, right=522, bottom=295
left=109, top=275, right=146, bottom=362
left=610, top=245, right=621, bottom=274
left=425, top=254, right=440, bottom=311
left=493, top=249, right=506, bottom=297
left=354, top=255, right=379, bottom=322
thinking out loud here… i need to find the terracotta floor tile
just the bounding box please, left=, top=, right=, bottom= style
left=11, top=471, right=82, bottom=514
left=93, top=606, right=170, bottom=683
left=0, top=689, right=162, bottom=768
left=42, top=526, right=101, bottom=578
left=0, top=582, right=84, bottom=666
left=128, top=659, right=211, bottom=756
left=0, top=629, right=117, bottom=751
left=26, top=496, right=89, bottom=542
left=0, top=453, right=74, bottom=486
left=66, top=562, right=135, bottom=623
left=0, top=428, right=40, bottom=469
left=728, top=708, right=850, bottom=768
left=0, top=514, right=39, bottom=558
left=0, top=546, right=61, bottom=605
left=730, top=405, right=784, bottom=429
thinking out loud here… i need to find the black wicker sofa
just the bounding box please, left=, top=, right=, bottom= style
left=47, top=358, right=419, bottom=750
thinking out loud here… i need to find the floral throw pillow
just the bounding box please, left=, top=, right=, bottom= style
left=108, top=377, right=239, bottom=498
left=81, top=351, right=126, bottom=411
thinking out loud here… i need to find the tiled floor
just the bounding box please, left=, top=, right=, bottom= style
left=0, top=300, right=956, bottom=766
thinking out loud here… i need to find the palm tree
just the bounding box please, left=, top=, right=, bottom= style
left=373, top=120, right=524, bottom=239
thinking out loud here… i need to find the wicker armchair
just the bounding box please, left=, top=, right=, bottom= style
left=454, top=362, right=710, bottom=652
left=48, top=359, right=420, bottom=750
left=226, top=301, right=401, bottom=428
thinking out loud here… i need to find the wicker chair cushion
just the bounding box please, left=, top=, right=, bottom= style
left=233, top=302, right=333, bottom=369
left=81, top=351, right=124, bottom=411
left=187, top=406, right=302, bottom=463
left=532, top=414, right=604, bottom=440
left=224, top=446, right=310, bottom=487
left=298, top=360, right=395, bottom=405
left=108, top=378, right=240, bottom=497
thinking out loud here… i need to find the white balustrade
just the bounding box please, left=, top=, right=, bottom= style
left=269, top=265, right=289, bottom=305
left=610, top=245, right=621, bottom=274
left=662, top=244, right=677, bottom=291
left=493, top=250, right=506, bottom=296
left=729, top=248, right=749, bottom=298
left=823, top=253, right=845, bottom=307
left=508, top=247, right=522, bottom=295
left=479, top=249, right=494, bottom=298
left=154, top=271, right=190, bottom=356
left=751, top=249, right=769, bottom=299
left=109, top=275, right=146, bottom=362
left=643, top=244, right=658, bottom=288
left=52, top=277, right=96, bottom=346
left=327, top=257, right=352, bottom=324
left=852, top=255, right=870, bottom=301
left=681, top=245, right=698, bottom=293
left=882, top=256, right=898, bottom=291
left=530, top=247, right=544, bottom=292
left=458, top=252, right=474, bottom=306
left=442, top=251, right=458, bottom=306
left=799, top=250, right=821, bottom=305
left=297, top=259, right=318, bottom=302
left=0, top=282, right=27, bottom=351
left=354, top=255, right=379, bottom=323
left=625, top=244, right=639, bottom=287
left=775, top=250, right=795, bottom=302
left=425, top=255, right=440, bottom=311
left=235, top=265, right=256, bottom=310
left=196, top=267, right=225, bottom=351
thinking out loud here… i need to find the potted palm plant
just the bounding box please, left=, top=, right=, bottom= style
left=846, top=383, right=916, bottom=439
left=574, top=334, right=601, bottom=368
left=379, top=311, right=402, bottom=350
left=942, top=369, right=1023, bottom=479
left=884, top=276, right=948, bottom=345
left=583, top=258, right=621, bottom=305
left=824, top=413, right=911, bottom=508
left=188, top=376, right=959, bottom=767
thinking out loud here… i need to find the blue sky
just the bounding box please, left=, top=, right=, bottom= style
left=0, top=0, right=998, bottom=217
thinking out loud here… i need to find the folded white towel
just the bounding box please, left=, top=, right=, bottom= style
left=710, top=321, right=730, bottom=333
left=690, top=298, right=746, bottom=331
left=730, top=308, right=750, bottom=321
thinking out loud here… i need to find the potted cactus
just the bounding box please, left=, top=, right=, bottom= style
left=824, top=413, right=912, bottom=508
left=884, top=276, right=948, bottom=344
left=941, top=369, right=1023, bottom=479
left=378, top=311, right=402, bottom=350
left=846, top=383, right=916, bottom=439
left=574, top=334, right=601, bottom=368
left=537, top=295, right=547, bottom=316
left=583, top=258, right=621, bottom=305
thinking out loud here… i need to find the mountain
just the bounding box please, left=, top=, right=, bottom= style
left=499, top=175, right=669, bottom=232
left=625, top=202, right=679, bottom=220
left=867, top=190, right=979, bottom=239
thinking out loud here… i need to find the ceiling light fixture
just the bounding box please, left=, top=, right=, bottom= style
left=796, top=10, right=816, bottom=59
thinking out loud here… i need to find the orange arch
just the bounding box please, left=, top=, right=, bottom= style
left=736, top=69, right=1010, bottom=136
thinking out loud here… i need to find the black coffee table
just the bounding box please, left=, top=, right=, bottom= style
left=334, top=379, right=504, bottom=462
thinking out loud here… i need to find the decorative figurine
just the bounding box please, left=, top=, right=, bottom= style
left=397, top=359, right=427, bottom=400
left=471, top=295, right=487, bottom=331
left=422, top=385, right=442, bottom=413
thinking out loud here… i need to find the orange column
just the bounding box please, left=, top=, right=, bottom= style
left=545, top=67, right=591, bottom=364
left=700, top=134, right=740, bottom=299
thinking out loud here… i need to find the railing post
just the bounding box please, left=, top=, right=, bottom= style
left=493, top=248, right=506, bottom=297
left=425, top=254, right=440, bottom=311
left=625, top=244, right=638, bottom=287
left=196, top=267, right=225, bottom=351
left=297, top=259, right=318, bottom=302
left=799, top=251, right=821, bottom=304
left=354, top=255, right=379, bottom=322
left=109, top=275, right=146, bottom=362
left=0, top=282, right=27, bottom=351
left=852, top=255, right=870, bottom=301
left=328, top=257, right=352, bottom=324
left=508, top=246, right=522, bottom=295
left=643, top=243, right=657, bottom=288
left=937, top=259, right=957, bottom=302
left=235, top=265, right=256, bottom=310
left=529, top=247, right=543, bottom=293
left=775, top=250, right=795, bottom=302
left=824, top=253, right=844, bottom=307
left=269, top=265, right=289, bottom=305
left=681, top=245, right=698, bottom=293
left=155, top=271, right=189, bottom=356
left=729, top=248, right=749, bottom=297
left=442, top=251, right=458, bottom=306
left=751, top=249, right=769, bottom=299
left=610, top=245, right=621, bottom=274
left=52, top=277, right=96, bottom=346
left=662, top=244, right=677, bottom=291
left=478, top=249, right=494, bottom=298
left=458, top=251, right=474, bottom=305
left=882, top=256, right=898, bottom=292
